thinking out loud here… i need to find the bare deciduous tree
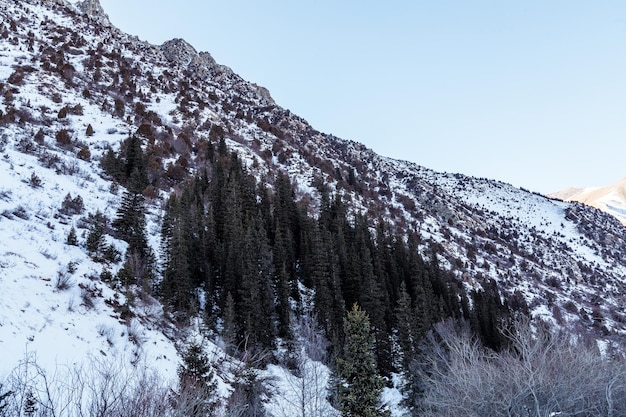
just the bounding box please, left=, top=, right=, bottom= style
left=1, top=354, right=173, bottom=417
left=412, top=318, right=626, bottom=417
left=273, top=314, right=338, bottom=417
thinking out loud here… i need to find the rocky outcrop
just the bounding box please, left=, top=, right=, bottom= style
left=76, top=0, right=111, bottom=26
left=254, top=84, right=274, bottom=103
left=189, top=51, right=220, bottom=79
left=161, top=38, right=198, bottom=67
left=160, top=38, right=275, bottom=105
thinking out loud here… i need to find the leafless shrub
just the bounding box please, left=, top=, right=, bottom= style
left=1, top=353, right=173, bottom=417
left=11, top=205, right=28, bottom=220
left=16, top=136, right=37, bottom=154
left=224, top=339, right=276, bottom=417
left=28, top=171, right=42, bottom=188
left=54, top=267, right=73, bottom=291
left=37, top=150, right=62, bottom=169
left=127, top=318, right=146, bottom=346
left=80, top=286, right=95, bottom=310
left=273, top=313, right=336, bottom=417
left=412, top=318, right=626, bottom=416
left=97, top=324, right=115, bottom=347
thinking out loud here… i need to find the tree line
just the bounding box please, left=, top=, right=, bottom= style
left=96, top=134, right=523, bottom=415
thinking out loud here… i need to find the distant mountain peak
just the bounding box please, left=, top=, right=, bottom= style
left=550, top=177, right=626, bottom=225
left=4, top=2, right=626, bottom=413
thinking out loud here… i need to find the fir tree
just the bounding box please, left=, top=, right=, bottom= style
left=177, top=341, right=218, bottom=416
left=337, top=303, right=390, bottom=417
left=112, top=169, right=149, bottom=256
left=66, top=226, right=78, bottom=246
left=394, top=281, right=416, bottom=369
left=222, top=291, right=238, bottom=349
left=162, top=218, right=194, bottom=316
left=178, top=341, right=217, bottom=391
left=23, top=390, right=37, bottom=417
left=85, top=211, right=107, bottom=259
left=100, top=147, right=123, bottom=182
left=0, top=383, right=10, bottom=415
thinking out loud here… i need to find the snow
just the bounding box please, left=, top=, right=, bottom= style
left=0, top=125, right=179, bottom=385
left=0, top=0, right=177, bottom=391
left=3, top=0, right=626, bottom=414
left=264, top=359, right=340, bottom=417
left=551, top=176, right=626, bottom=225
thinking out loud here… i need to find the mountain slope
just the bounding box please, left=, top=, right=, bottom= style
left=551, top=177, right=626, bottom=225
left=2, top=0, right=626, bottom=414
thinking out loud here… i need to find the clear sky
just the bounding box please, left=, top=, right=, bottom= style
left=99, top=1, right=626, bottom=194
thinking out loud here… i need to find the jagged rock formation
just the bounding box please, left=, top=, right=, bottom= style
left=161, top=38, right=201, bottom=66
left=75, top=0, right=110, bottom=26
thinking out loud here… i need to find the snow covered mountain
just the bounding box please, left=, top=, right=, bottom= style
left=550, top=177, right=626, bottom=226
left=3, top=0, right=626, bottom=414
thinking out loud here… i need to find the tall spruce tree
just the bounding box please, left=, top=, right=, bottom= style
left=85, top=210, right=107, bottom=259
left=177, top=341, right=218, bottom=416
left=162, top=217, right=194, bottom=316
left=178, top=341, right=217, bottom=390
left=337, top=303, right=390, bottom=417
left=394, top=281, right=415, bottom=367
left=113, top=184, right=148, bottom=255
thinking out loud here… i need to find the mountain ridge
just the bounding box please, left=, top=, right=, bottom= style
left=3, top=0, right=626, bottom=414
left=4, top=0, right=626, bottom=351
left=550, top=177, right=626, bottom=225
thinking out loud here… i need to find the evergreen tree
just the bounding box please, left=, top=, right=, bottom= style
left=66, top=226, right=78, bottom=246
left=112, top=170, right=149, bottom=256
left=0, top=383, right=11, bottom=415
left=222, top=291, right=238, bottom=349
left=337, top=303, right=390, bottom=417
left=177, top=341, right=218, bottom=416
left=161, top=212, right=194, bottom=317
left=470, top=278, right=511, bottom=351
left=101, top=135, right=149, bottom=190
left=237, top=216, right=276, bottom=349
left=100, top=147, right=123, bottom=183
left=394, top=281, right=416, bottom=370
left=85, top=211, right=107, bottom=259
left=23, top=390, right=37, bottom=417
left=178, top=341, right=217, bottom=390
left=123, top=135, right=148, bottom=189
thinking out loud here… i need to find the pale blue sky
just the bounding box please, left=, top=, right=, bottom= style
left=100, top=1, right=626, bottom=193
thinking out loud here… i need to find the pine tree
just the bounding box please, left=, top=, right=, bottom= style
left=66, top=226, right=78, bottom=246
left=0, top=383, right=11, bottom=415
left=23, top=390, right=37, bottom=417
left=178, top=341, right=217, bottom=390
left=177, top=341, right=218, bottom=416
left=337, top=303, right=390, bottom=417
left=85, top=211, right=107, bottom=259
left=394, top=281, right=416, bottom=369
left=112, top=170, right=149, bottom=256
